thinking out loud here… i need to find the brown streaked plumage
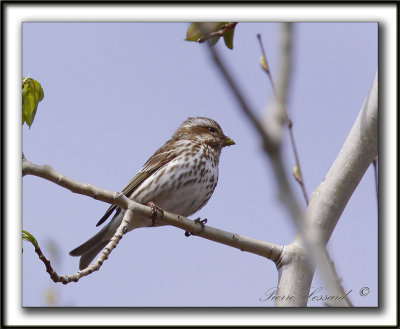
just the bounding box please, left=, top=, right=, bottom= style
left=70, top=117, right=234, bottom=270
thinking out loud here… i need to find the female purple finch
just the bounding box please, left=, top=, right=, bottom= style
left=70, top=117, right=235, bottom=270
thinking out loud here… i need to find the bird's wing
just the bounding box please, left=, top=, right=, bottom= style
left=96, top=143, right=183, bottom=226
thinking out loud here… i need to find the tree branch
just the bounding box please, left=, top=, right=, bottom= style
left=23, top=156, right=283, bottom=283
left=303, top=71, right=378, bottom=244
left=207, top=23, right=375, bottom=307
left=277, top=71, right=378, bottom=306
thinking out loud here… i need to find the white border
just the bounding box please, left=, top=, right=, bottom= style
left=5, top=3, right=397, bottom=326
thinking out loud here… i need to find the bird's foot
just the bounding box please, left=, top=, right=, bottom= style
left=185, top=217, right=207, bottom=237
left=146, top=201, right=164, bottom=226
left=195, top=217, right=208, bottom=231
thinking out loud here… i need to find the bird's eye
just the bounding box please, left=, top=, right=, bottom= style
left=207, top=127, right=217, bottom=133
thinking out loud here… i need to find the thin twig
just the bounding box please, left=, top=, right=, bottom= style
left=257, top=34, right=278, bottom=99
left=197, top=22, right=238, bottom=43
left=288, top=122, right=309, bottom=204
left=257, top=33, right=309, bottom=205
left=24, top=209, right=134, bottom=284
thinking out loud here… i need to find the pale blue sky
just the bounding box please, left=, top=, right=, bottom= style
left=22, top=22, right=377, bottom=307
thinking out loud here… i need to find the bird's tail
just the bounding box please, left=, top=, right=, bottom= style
left=70, top=216, right=122, bottom=270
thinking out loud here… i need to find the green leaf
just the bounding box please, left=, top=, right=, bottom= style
left=22, top=77, right=44, bottom=128
left=185, top=23, right=203, bottom=42
left=22, top=230, right=39, bottom=249
left=185, top=22, right=227, bottom=46
left=223, top=27, right=235, bottom=49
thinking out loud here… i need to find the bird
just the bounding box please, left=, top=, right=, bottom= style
left=69, top=117, right=235, bottom=270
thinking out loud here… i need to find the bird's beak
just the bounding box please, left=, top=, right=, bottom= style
left=223, top=136, right=235, bottom=147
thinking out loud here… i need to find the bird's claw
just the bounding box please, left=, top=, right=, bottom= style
left=146, top=201, right=164, bottom=227
left=194, top=217, right=207, bottom=230
left=185, top=217, right=207, bottom=237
